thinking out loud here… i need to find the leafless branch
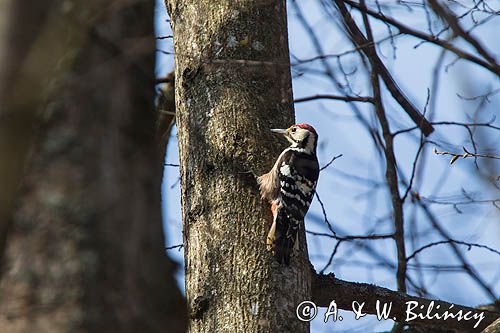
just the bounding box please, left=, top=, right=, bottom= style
left=457, top=88, right=500, bottom=101
left=156, top=76, right=175, bottom=84
left=314, top=192, right=337, bottom=237
left=335, top=0, right=435, bottom=136
left=347, top=0, right=407, bottom=296
left=407, top=239, right=500, bottom=262
left=414, top=199, right=498, bottom=301
left=401, top=90, right=431, bottom=204
left=343, top=0, right=500, bottom=76
left=434, top=146, right=500, bottom=164
left=166, top=244, right=184, bottom=251
left=427, top=0, right=498, bottom=67
left=307, top=230, right=394, bottom=241
left=291, top=33, right=400, bottom=65
left=312, top=273, right=500, bottom=332
left=320, top=154, right=343, bottom=171
left=393, top=118, right=500, bottom=136
left=291, top=0, right=382, bottom=148
left=294, top=95, right=374, bottom=104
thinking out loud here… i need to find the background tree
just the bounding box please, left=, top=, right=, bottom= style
left=0, top=0, right=185, bottom=332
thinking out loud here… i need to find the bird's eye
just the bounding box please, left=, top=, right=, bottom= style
left=291, top=127, right=297, bottom=133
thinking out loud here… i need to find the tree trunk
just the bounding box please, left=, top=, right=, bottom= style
left=166, top=0, right=310, bottom=332
left=0, top=0, right=58, bottom=269
left=0, top=1, right=186, bottom=332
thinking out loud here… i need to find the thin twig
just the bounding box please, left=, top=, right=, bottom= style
left=320, top=240, right=343, bottom=273
left=314, top=192, right=337, bottom=236
left=165, top=244, right=183, bottom=251
left=407, top=239, right=500, bottom=261
left=294, top=95, right=374, bottom=104
left=414, top=199, right=498, bottom=301
left=307, top=230, right=394, bottom=241
left=434, top=146, right=500, bottom=164
left=427, top=0, right=498, bottom=67
left=343, top=0, right=500, bottom=75
left=393, top=118, right=500, bottom=136
left=320, top=154, right=343, bottom=171
left=401, top=90, right=431, bottom=203
left=335, top=0, right=434, bottom=136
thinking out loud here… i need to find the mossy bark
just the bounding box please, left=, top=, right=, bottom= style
left=166, top=1, right=311, bottom=332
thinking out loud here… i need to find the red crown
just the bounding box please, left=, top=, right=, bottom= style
left=296, top=123, right=317, bottom=135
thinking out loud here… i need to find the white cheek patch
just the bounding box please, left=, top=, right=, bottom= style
left=280, top=164, right=292, bottom=176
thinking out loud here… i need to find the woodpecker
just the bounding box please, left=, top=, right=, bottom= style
left=258, top=124, right=319, bottom=265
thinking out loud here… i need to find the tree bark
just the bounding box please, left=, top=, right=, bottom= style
left=0, top=1, right=186, bottom=332
left=313, top=273, right=500, bottom=332
left=482, top=317, right=500, bottom=333
left=0, top=0, right=59, bottom=271
left=166, top=0, right=310, bottom=332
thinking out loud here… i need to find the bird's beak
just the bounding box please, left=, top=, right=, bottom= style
left=270, top=128, right=288, bottom=135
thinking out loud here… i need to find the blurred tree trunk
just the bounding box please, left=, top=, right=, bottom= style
left=166, top=0, right=310, bottom=332
left=0, top=1, right=186, bottom=332
left=0, top=0, right=58, bottom=271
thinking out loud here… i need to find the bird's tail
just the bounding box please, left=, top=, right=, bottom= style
left=267, top=208, right=298, bottom=265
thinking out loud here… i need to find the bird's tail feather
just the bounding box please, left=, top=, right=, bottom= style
left=267, top=209, right=297, bottom=265
left=266, top=220, right=276, bottom=251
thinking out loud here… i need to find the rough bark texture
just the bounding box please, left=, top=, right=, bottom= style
left=0, top=1, right=186, bottom=332
left=165, top=0, right=310, bottom=332
left=482, top=318, right=500, bottom=333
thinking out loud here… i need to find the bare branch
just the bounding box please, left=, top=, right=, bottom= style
left=307, top=230, right=394, bottom=241
left=427, top=0, right=498, bottom=67
left=343, top=0, right=500, bottom=76
left=434, top=146, right=500, bottom=163
left=414, top=199, right=499, bottom=301
left=334, top=0, right=435, bottom=136
left=393, top=119, right=500, bottom=137
left=294, top=95, right=374, bottom=104
left=483, top=317, right=500, bottom=333
left=402, top=90, right=430, bottom=204
left=407, top=239, right=500, bottom=262
left=291, top=0, right=383, bottom=148
left=156, top=76, right=175, bottom=84
left=314, top=192, right=337, bottom=237
left=312, top=273, right=500, bottom=332
left=320, top=240, right=342, bottom=273
left=320, top=154, right=343, bottom=171
left=347, top=0, right=408, bottom=295
left=166, top=244, right=184, bottom=251
left=291, top=34, right=400, bottom=65
left=457, top=88, right=500, bottom=101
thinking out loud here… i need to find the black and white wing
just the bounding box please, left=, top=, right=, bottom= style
left=269, top=150, right=319, bottom=264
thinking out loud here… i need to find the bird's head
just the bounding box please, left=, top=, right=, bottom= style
left=271, top=124, right=318, bottom=154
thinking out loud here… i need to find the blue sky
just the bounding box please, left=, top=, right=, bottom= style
left=155, top=1, right=499, bottom=331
